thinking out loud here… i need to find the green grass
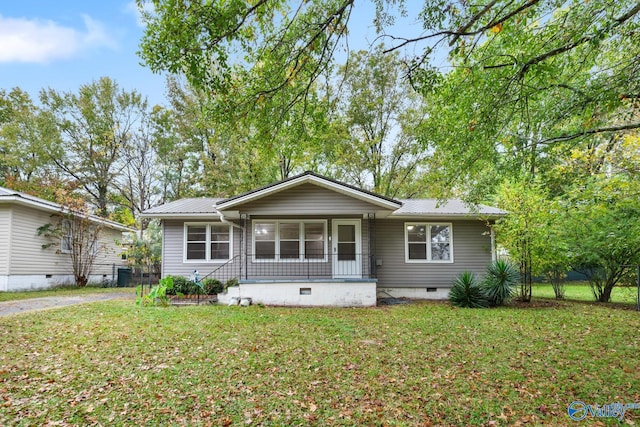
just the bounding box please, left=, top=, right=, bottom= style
left=532, top=282, right=638, bottom=304
left=0, top=286, right=135, bottom=302
left=1, top=299, right=638, bottom=426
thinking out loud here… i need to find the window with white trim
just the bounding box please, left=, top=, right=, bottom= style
left=253, top=220, right=327, bottom=261
left=185, top=223, right=232, bottom=262
left=405, top=223, right=453, bottom=262
left=61, top=219, right=72, bottom=253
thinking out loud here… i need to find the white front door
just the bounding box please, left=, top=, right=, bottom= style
left=332, top=219, right=362, bottom=278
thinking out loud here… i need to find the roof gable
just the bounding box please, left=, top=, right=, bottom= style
left=216, top=171, right=402, bottom=212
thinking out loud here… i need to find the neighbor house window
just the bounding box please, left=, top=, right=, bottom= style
left=253, top=220, right=327, bottom=261
left=185, top=223, right=232, bottom=262
left=405, top=223, right=453, bottom=263
left=61, top=219, right=72, bottom=253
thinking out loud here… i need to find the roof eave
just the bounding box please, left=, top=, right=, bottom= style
left=389, top=212, right=506, bottom=220
left=139, top=212, right=221, bottom=219
left=0, top=196, right=134, bottom=231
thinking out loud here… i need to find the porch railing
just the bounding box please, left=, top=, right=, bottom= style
left=201, top=253, right=376, bottom=283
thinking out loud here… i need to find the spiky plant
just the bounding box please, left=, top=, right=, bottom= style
left=483, top=259, right=520, bottom=306
left=449, top=271, right=488, bottom=308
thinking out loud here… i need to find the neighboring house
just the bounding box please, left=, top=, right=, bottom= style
left=141, top=172, right=506, bottom=306
left=0, top=187, right=131, bottom=291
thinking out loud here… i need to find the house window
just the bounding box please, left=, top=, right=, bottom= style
left=405, top=223, right=453, bottom=263
left=61, top=219, right=72, bottom=253
left=255, top=222, right=276, bottom=259
left=185, top=223, right=232, bottom=262
left=253, top=220, right=327, bottom=261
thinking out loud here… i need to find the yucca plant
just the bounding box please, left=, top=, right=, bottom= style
left=449, top=271, right=489, bottom=308
left=483, top=259, right=520, bottom=306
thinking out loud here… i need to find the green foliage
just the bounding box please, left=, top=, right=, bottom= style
left=39, top=76, right=149, bottom=217
left=202, top=278, right=223, bottom=295
left=562, top=175, right=640, bottom=302
left=163, top=276, right=223, bottom=296
left=136, top=276, right=174, bottom=307
left=164, top=275, right=190, bottom=296
left=482, top=259, right=520, bottom=307
left=449, top=272, right=488, bottom=308
left=493, top=180, right=566, bottom=302
left=125, top=222, right=161, bottom=274
left=326, top=46, right=430, bottom=198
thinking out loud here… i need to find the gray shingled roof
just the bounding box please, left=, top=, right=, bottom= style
left=141, top=198, right=221, bottom=216
left=142, top=196, right=505, bottom=218
left=393, top=199, right=506, bottom=217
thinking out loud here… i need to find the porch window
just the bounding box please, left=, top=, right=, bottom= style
left=185, top=223, right=232, bottom=262
left=405, top=223, right=453, bottom=263
left=253, top=220, right=327, bottom=261
left=255, top=222, right=276, bottom=259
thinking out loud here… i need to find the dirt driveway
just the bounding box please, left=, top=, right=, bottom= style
left=0, top=292, right=134, bottom=317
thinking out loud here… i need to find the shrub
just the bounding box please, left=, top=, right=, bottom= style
left=164, top=275, right=191, bottom=295
left=202, top=278, right=223, bottom=294
left=449, top=272, right=488, bottom=308
left=483, top=259, right=520, bottom=306
left=136, top=276, right=173, bottom=307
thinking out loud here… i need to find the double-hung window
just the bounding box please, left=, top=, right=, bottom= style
left=405, top=223, right=453, bottom=263
left=185, top=223, right=232, bottom=262
left=253, top=220, right=327, bottom=261
left=60, top=219, right=72, bottom=253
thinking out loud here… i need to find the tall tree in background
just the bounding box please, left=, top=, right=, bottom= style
left=138, top=0, right=352, bottom=119
left=0, top=88, right=64, bottom=198
left=40, top=77, right=148, bottom=217
left=328, top=46, right=428, bottom=198
left=116, top=106, right=161, bottom=230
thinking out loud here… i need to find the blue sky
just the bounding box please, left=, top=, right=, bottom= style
left=0, top=1, right=168, bottom=105
left=0, top=1, right=427, bottom=107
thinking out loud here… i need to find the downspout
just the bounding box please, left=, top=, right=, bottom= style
left=490, top=226, right=497, bottom=262
left=218, top=211, right=245, bottom=303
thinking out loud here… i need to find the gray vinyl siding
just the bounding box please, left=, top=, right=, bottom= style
left=92, top=227, right=127, bottom=276
left=375, top=219, right=492, bottom=288
left=0, top=206, right=11, bottom=275
left=236, top=183, right=385, bottom=215
left=162, top=219, right=242, bottom=278
left=8, top=205, right=124, bottom=276
left=9, top=205, right=72, bottom=275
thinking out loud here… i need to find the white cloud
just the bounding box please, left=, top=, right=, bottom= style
left=0, top=14, right=118, bottom=64
left=124, top=1, right=155, bottom=28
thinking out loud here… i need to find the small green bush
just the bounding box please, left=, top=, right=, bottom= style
left=449, top=272, right=488, bottom=308
left=202, top=278, right=223, bottom=294
left=483, top=259, right=520, bottom=306
left=164, top=275, right=191, bottom=295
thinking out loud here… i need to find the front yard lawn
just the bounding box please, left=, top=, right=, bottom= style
left=532, top=282, right=637, bottom=304
left=0, top=286, right=135, bottom=302
left=0, top=299, right=638, bottom=426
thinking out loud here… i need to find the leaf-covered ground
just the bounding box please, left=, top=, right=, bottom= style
left=0, top=299, right=638, bottom=426
left=0, top=286, right=134, bottom=302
